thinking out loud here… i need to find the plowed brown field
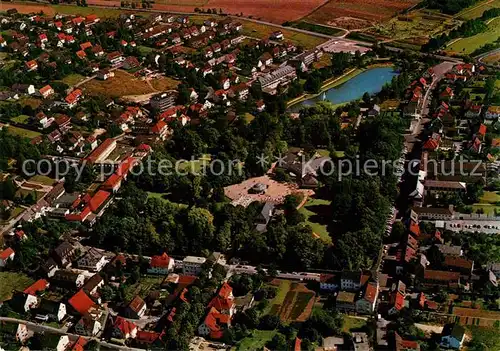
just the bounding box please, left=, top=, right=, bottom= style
left=307, top=0, right=420, bottom=28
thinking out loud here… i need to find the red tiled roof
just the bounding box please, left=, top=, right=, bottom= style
left=151, top=120, right=168, bottom=134
left=136, top=330, right=161, bottom=344
left=409, top=221, right=420, bottom=237
left=114, top=316, right=136, bottom=336
left=89, top=190, right=110, bottom=212
left=363, top=282, right=378, bottom=304
left=102, top=174, right=122, bottom=190
left=65, top=206, right=91, bottom=222
left=393, top=291, right=405, bottom=311
left=478, top=124, right=487, bottom=136
left=84, top=138, right=115, bottom=163
left=137, top=144, right=151, bottom=152
left=294, top=338, right=302, bottom=351
left=424, top=270, right=460, bottom=282
left=80, top=42, right=92, bottom=51
left=39, top=85, right=53, bottom=95
left=444, top=256, right=473, bottom=270
left=127, top=295, right=146, bottom=313
left=69, top=289, right=96, bottom=315
left=116, top=157, right=137, bottom=177
left=0, top=247, right=15, bottom=260
left=65, top=89, right=82, bottom=104
left=218, top=282, right=232, bottom=299
left=150, top=253, right=172, bottom=268
left=24, top=279, right=49, bottom=295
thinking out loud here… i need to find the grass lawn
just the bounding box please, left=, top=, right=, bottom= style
left=123, top=275, right=164, bottom=301
left=263, top=279, right=291, bottom=315
left=298, top=197, right=332, bottom=243
left=0, top=272, right=34, bottom=301
left=479, top=191, right=500, bottom=204
left=0, top=206, right=25, bottom=225
left=458, top=0, right=500, bottom=20
left=342, top=315, right=367, bottom=334
left=29, top=175, right=56, bottom=186
left=472, top=203, right=500, bottom=215
left=11, top=115, right=30, bottom=124
left=137, top=45, right=154, bottom=55
left=467, top=326, right=500, bottom=349
left=177, top=154, right=211, bottom=173
left=243, top=113, right=255, bottom=123
left=5, top=125, right=41, bottom=139
left=19, top=97, right=42, bottom=109
left=448, top=18, right=500, bottom=55
left=82, top=70, right=178, bottom=98
left=236, top=330, right=277, bottom=351
left=60, top=73, right=85, bottom=86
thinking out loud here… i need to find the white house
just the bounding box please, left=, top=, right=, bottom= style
left=183, top=256, right=206, bottom=276
left=56, top=335, right=72, bottom=351
left=16, top=324, right=33, bottom=343
left=77, top=248, right=107, bottom=272
left=340, top=271, right=363, bottom=291
left=147, top=253, right=175, bottom=275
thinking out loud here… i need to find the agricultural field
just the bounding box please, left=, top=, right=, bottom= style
left=452, top=306, right=500, bottom=327
left=298, top=197, right=332, bottom=243
left=447, top=18, right=500, bottom=55
left=365, top=10, right=458, bottom=46
left=0, top=272, right=34, bottom=301
left=10, top=115, right=30, bottom=124
left=467, top=326, right=500, bottom=350
left=81, top=70, right=178, bottom=98
left=458, top=0, right=500, bottom=20
left=265, top=279, right=316, bottom=323
left=306, top=0, right=420, bottom=29
left=240, top=20, right=326, bottom=49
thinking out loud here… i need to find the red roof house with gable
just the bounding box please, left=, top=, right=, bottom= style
left=0, top=247, right=15, bottom=267
left=198, top=307, right=231, bottom=339
left=69, top=289, right=97, bottom=315
left=24, top=279, right=49, bottom=296
left=148, top=253, right=175, bottom=274
left=112, top=316, right=137, bottom=339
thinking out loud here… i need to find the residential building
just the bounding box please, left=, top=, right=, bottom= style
left=52, top=269, right=85, bottom=288
left=84, top=138, right=117, bottom=163
left=75, top=315, right=101, bottom=336
left=111, top=316, right=137, bottom=339
left=68, top=289, right=97, bottom=315
left=124, top=295, right=147, bottom=319
left=423, top=270, right=460, bottom=288
left=258, top=65, right=297, bottom=92
left=440, top=324, right=465, bottom=349
left=198, top=307, right=231, bottom=339
left=77, top=248, right=107, bottom=272
left=341, top=270, right=363, bottom=291
left=424, top=180, right=466, bottom=196
left=82, top=273, right=104, bottom=297
left=183, top=256, right=206, bottom=276
left=150, top=91, right=177, bottom=113
left=255, top=202, right=275, bottom=232
left=356, top=281, right=379, bottom=314
left=16, top=324, right=34, bottom=343
left=335, top=291, right=356, bottom=312
left=148, top=252, right=175, bottom=275
left=319, top=274, right=339, bottom=292
left=52, top=241, right=75, bottom=267
left=39, top=85, right=54, bottom=98
left=0, top=247, right=15, bottom=267
left=35, top=299, right=66, bottom=322
left=485, top=106, right=500, bottom=120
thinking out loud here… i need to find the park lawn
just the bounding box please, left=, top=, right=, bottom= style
left=0, top=272, right=34, bottom=301
left=448, top=18, right=500, bottom=54
left=137, top=45, right=154, bottom=55
left=458, top=0, right=500, bottom=20
left=11, top=115, right=30, bottom=124
left=29, top=175, right=56, bottom=186
left=5, top=125, right=41, bottom=139
left=236, top=330, right=277, bottom=351
left=299, top=197, right=332, bottom=244
left=60, top=73, right=85, bottom=86
left=479, top=191, right=500, bottom=204
left=342, top=315, right=367, bottom=334
left=177, top=154, right=211, bottom=173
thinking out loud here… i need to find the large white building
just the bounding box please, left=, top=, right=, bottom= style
left=183, top=256, right=206, bottom=276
